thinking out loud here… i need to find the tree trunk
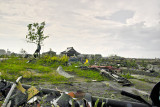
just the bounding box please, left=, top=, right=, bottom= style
left=39, top=51, right=40, bottom=58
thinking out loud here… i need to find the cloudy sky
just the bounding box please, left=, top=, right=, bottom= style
left=0, top=0, right=160, bottom=58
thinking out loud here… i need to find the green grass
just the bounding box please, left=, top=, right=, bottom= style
left=0, top=57, right=108, bottom=84
left=0, top=57, right=68, bottom=83
left=121, top=72, right=134, bottom=79
left=63, top=63, right=108, bottom=81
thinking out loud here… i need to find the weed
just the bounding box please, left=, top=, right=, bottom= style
left=0, top=56, right=107, bottom=84
left=63, top=64, right=108, bottom=81
left=94, top=99, right=99, bottom=107
left=121, top=72, right=134, bottom=79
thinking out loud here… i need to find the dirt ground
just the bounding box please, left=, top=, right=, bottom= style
left=38, top=78, right=157, bottom=103
left=26, top=67, right=160, bottom=103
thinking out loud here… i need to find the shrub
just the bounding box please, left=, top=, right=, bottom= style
left=39, top=55, right=69, bottom=65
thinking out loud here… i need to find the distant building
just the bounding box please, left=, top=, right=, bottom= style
left=61, top=47, right=80, bottom=57
left=42, top=50, right=56, bottom=57
left=0, top=49, right=6, bottom=55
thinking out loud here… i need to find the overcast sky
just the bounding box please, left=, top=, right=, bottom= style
left=0, top=0, right=160, bottom=58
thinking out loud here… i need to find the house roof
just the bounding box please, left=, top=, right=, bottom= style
left=65, top=47, right=74, bottom=52
left=61, top=47, right=80, bottom=56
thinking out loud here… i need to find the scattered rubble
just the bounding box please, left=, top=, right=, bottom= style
left=100, top=69, right=132, bottom=86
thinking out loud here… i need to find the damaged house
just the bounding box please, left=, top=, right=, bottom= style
left=60, top=47, right=80, bottom=57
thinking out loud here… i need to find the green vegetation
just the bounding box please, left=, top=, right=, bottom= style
left=121, top=72, right=134, bottom=79
left=63, top=63, right=108, bottom=81
left=121, top=59, right=138, bottom=68
left=94, top=99, right=99, bottom=107
left=1, top=55, right=159, bottom=85
left=0, top=57, right=68, bottom=83
left=0, top=56, right=107, bottom=84
left=26, top=21, right=49, bottom=57
left=0, top=100, right=3, bottom=106
left=39, top=55, right=69, bottom=66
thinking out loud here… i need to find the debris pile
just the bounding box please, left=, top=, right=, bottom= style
left=0, top=77, right=157, bottom=107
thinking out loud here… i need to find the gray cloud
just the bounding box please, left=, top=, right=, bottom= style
left=108, top=10, right=134, bottom=23
left=0, top=0, right=160, bottom=58
left=95, top=10, right=135, bottom=24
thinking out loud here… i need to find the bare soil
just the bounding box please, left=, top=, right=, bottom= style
left=38, top=78, right=157, bottom=103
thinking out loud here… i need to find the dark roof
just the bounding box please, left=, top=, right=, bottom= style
left=61, top=47, right=80, bottom=56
